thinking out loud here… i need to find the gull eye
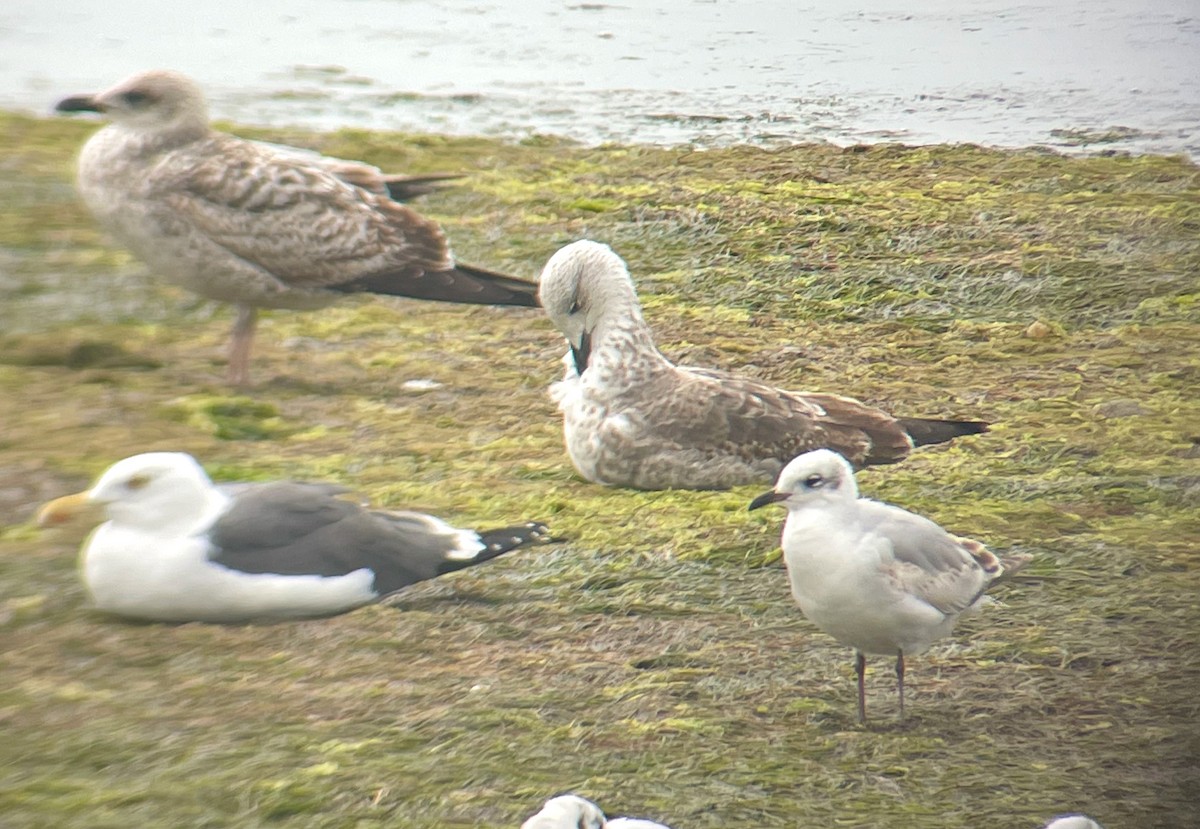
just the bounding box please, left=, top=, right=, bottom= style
left=568, top=299, right=581, bottom=315
left=125, top=474, right=152, bottom=491
left=122, top=90, right=150, bottom=107
left=803, top=474, right=824, bottom=489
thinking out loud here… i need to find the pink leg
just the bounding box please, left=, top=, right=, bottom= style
left=228, top=305, right=257, bottom=386
left=895, top=651, right=906, bottom=720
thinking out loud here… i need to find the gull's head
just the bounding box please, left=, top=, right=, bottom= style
left=56, top=70, right=208, bottom=136
left=748, top=449, right=859, bottom=512
left=1044, top=817, right=1104, bottom=829
left=38, top=452, right=216, bottom=532
left=538, top=240, right=643, bottom=373
left=521, top=795, right=607, bottom=829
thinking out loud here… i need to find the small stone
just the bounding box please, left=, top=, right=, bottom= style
left=1094, top=399, right=1150, bottom=419
left=1024, top=320, right=1053, bottom=339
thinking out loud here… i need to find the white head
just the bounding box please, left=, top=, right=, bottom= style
left=521, top=795, right=608, bottom=829
left=538, top=240, right=646, bottom=373
left=1044, top=817, right=1103, bottom=829
left=56, top=70, right=209, bottom=137
left=39, top=452, right=218, bottom=534
left=747, top=448, right=859, bottom=512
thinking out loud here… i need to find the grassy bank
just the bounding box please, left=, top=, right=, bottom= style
left=0, top=112, right=1197, bottom=828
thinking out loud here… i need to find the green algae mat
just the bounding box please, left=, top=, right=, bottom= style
left=0, top=113, right=1197, bottom=828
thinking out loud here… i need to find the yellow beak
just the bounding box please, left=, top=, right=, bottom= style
left=36, top=491, right=103, bottom=528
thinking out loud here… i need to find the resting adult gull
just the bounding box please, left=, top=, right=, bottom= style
left=521, top=795, right=672, bottom=829
left=37, top=452, right=549, bottom=623
left=56, top=70, right=539, bottom=385
left=538, top=240, right=987, bottom=490
left=749, top=449, right=1028, bottom=722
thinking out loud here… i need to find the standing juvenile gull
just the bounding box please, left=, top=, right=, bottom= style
left=538, top=240, right=987, bottom=490
left=748, top=449, right=1029, bottom=722
left=521, top=795, right=673, bottom=829
left=36, top=452, right=550, bottom=623
left=55, top=70, right=539, bottom=385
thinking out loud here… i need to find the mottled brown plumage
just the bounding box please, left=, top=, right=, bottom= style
left=57, top=70, right=537, bottom=384
left=539, top=240, right=988, bottom=490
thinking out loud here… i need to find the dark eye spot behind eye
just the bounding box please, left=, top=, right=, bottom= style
left=126, top=474, right=151, bottom=491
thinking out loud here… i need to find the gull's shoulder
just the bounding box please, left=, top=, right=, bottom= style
left=854, top=498, right=998, bottom=614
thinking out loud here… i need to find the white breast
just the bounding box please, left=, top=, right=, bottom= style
left=82, top=523, right=377, bottom=622
left=782, top=511, right=949, bottom=656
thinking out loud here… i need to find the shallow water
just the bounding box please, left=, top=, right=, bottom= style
left=2, top=0, right=1197, bottom=154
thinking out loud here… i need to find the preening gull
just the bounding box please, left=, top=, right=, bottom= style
left=749, top=449, right=1029, bottom=722
left=56, top=70, right=539, bottom=385
left=521, top=795, right=672, bottom=829
left=1043, top=817, right=1103, bottom=829
left=37, top=452, right=550, bottom=623
left=538, top=240, right=986, bottom=490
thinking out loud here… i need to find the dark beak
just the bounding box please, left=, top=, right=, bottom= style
left=570, top=329, right=592, bottom=374
left=56, top=95, right=104, bottom=114
left=748, top=490, right=788, bottom=511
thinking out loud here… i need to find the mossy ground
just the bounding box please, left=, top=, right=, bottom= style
left=0, top=112, right=1197, bottom=828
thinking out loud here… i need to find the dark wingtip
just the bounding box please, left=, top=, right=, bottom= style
left=478, top=521, right=554, bottom=555
left=426, top=263, right=542, bottom=307
left=438, top=522, right=553, bottom=575
left=55, top=95, right=103, bottom=114
left=333, top=263, right=540, bottom=307
left=900, top=417, right=990, bottom=447
left=383, top=173, right=466, bottom=202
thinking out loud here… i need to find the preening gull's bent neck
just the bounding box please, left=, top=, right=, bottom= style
left=538, top=240, right=666, bottom=375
